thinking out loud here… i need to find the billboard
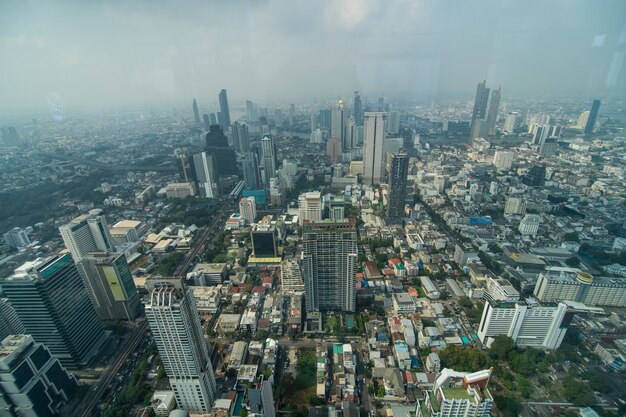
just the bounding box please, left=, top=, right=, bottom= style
left=101, top=266, right=126, bottom=301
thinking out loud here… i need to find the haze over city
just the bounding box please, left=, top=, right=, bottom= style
left=1, top=0, right=625, bottom=112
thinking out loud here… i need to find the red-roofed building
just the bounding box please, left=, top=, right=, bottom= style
left=262, top=276, right=273, bottom=288
left=388, top=258, right=402, bottom=265
left=364, top=262, right=382, bottom=279
left=252, top=285, right=266, bottom=294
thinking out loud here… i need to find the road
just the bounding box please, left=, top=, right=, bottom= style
left=73, top=320, right=149, bottom=417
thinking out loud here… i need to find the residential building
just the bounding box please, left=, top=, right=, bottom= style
left=239, top=197, right=257, bottom=224
left=192, top=152, right=218, bottom=198
left=302, top=221, right=357, bottom=312
left=144, top=279, right=217, bottom=413
left=261, top=136, right=276, bottom=187
left=0, top=335, right=78, bottom=417
left=1, top=255, right=106, bottom=368
left=2, top=228, right=30, bottom=249
left=386, top=153, right=409, bottom=222
left=425, top=353, right=441, bottom=373
left=492, top=151, right=514, bottom=171
left=298, top=192, right=322, bottom=226
left=363, top=112, right=386, bottom=185
left=518, top=214, right=541, bottom=236
left=243, top=151, right=262, bottom=190
left=59, top=213, right=114, bottom=263
left=331, top=100, right=347, bottom=150
left=534, top=269, right=626, bottom=307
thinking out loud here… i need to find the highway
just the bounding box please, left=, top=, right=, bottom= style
left=74, top=320, right=149, bottom=417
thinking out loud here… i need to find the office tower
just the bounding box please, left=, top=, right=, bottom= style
left=269, top=177, right=285, bottom=206
left=584, top=99, right=601, bottom=134
left=417, top=368, right=493, bottom=417
left=289, top=104, right=295, bottom=127
left=522, top=164, right=546, bottom=187
left=331, top=100, right=348, bottom=150
left=310, top=128, right=323, bottom=144
left=246, top=100, right=257, bottom=122
left=478, top=301, right=572, bottom=349
left=470, top=80, right=491, bottom=139
left=326, top=139, right=340, bottom=162
left=209, top=113, right=219, bottom=126
left=518, top=214, right=541, bottom=236
left=446, top=121, right=470, bottom=136
left=576, top=111, right=590, bottom=129
left=202, top=113, right=210, bottom=130
left=353, top=91, right=363, bottom=126
left=485, top=86, right=501, bottom=131
left=0, top=335, right=78, bottom=416
left=77, top=252, right=142, bottom=321
left=261, top=136, right=276, bottom=187
left=329, top=200, right=345, bottom=221
left=298, top=192, right=322, bottom=226
left=145, top=279, right=217, bottom=413
left=232, top=122, right=249, bottom=152
left=281, top=259, right=304, bottom=294
left=504, top=197, right=526, bottom=215
left=534, top=270, right=626, bottom=307
left=386, top=153, right=409, bottom=222
left=345, top=117, right=357, bottom=150
left=319, top=109, right=331, bottom=130
left=302, top=220, right=357, bottom=312
left=59, top=213, right=114, bottom=263
left=492, top=150, right=514, bottom=171
left=2, top=227, right=30, bottom=249
left=191, top=152, right=218, bottom=198
left=377, top=97, right=384, bottom=112
left=386, top=111, right=400, bottom=135
left=0, top=299, right=24, bottom=342
left=503, top=112, right=518, bottom=133
left=363, top=112, right=387, bottom=185
left=192, top=98, right=201, bottom=124
left=2, top=255, right=106, bottom=368
left=243, top=152, right=262, bottom=190
left=239, top=197, right=257, bottom=224
left=250, top=218, right=279, bottom=258
left=539, top=138, right=558, bottom=156
left=205, top=125, right=238, bottom=177
left=218, top=89, right=231, bottom=130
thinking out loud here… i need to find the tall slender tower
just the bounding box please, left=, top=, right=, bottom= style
left=353, top=91, right=363, bottom=126
left=192, top=98, right=201, bottom=124
left=302, top=221, right=357, bottom=313
left=145, top=279, right=217, bottom=413
left=243, top=151, right=262, bottom=190
left=363, top=112, right=387, bottom=185
left=584, top=99, right=601, bottom=134
left=386, top=153, right=409, bottom=222
left=59, top=213, right=114, bottom=263
left=331, top=100, right=348, bottom=150
left=1, top=255, right=106, bottom=368
left=261, top=136, right=276, bottom=187
left=486, top=86, right=501, bottom=131
left=218, top=89, right=231, bottom=129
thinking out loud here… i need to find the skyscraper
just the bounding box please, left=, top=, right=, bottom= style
left=202, top=113, right=210, bottom=130
left=386, top=153, right=409, bottom=222
left=584, top=99, right=601, bottom=134
left=232, top=122, right=249, bottom=152
left=261, top=136, right=276, bottom=187
left=345, top=116, right=357, bottom=150
left=77, top=252, right=142, bottom=321
left=218, top=89, right=231, bottom=130
left=298, top=192, right=322, bottom=226
left=302, top=220, right=357, bottom=312
left=485, top=86, right=501, bottom=131
left=192, top=152, right=218, bottom=198
left=239, top=197, right=257, bottom=224
left=470, top=80, right=490, bottom=139
left=326, top=139, right=340, bottom=162
left=246, top=100, right=257, bottom=122
left=59, top=213, right=114, bottom=263
left=386, top=111, right=400, bottom=135
left=1, top=255, right=106, bottom=368
left=363, top=112, right=387, bottom=185
left=192, top=98, right=201, bottom=124
left=331, top=100, right=348, bottom=150
left=145, top=279, right=217, bottom=413
left=353, top=91, right=363, bottom=126
left=0, top=298, right=24, bottom=342
left=503, top=112, right=518, bottom=133
left=243, top=151, right=262, bottom=190
left=204, top=125, right=238, bottom=177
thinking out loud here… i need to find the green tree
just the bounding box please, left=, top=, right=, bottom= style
left=489, top=335, right=515, bottom=361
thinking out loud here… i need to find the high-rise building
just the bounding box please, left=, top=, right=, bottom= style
left=191, top=152, right=218, bottom=198
left=239, top=197, right=257, bottom=224
left=471, top=80, right=490, bottom=126
left=0, top=335, right=78, bottom=416
left=281, top=259, right=304, bottom=294
left=522, top=165, right=546, bottom=187
left=77, top=252, right=142, bottom=321
left=2, top=227, right=30, bottom=249
left=417, top=368, right=493, bottom=417
left=202, top=113, right=210, bottom=130
left=302, top=220, right=357, bottom=312
left=386, top=153, right=409, bottom=222
left=363, top=112, right=386, bottom=185
left=478, top=301, right=572, bottom=349
left=534, top=269, right=626, bottom=307
left=539, top=138, right=558, bottom=156
left=504, top=197, right=526, bottom=215
left=353, top=91, right=363, bottom=126
left=192, top=98, right=200, bottom=124
left=584, top=99, right=601, bottom=134
left=145, top=279, right=217, bottom=413
left=0, top=299, right=24, bottom=342
left=485, top=86, right=501, bottom=131
left=59, top=213, right=114, bottom=263
left=298, top=192, right=322, bottom=226
left=310, top=128, right=323, bottom=144
left=345, top=116, right=357, bottom=150
left=331, top=100, right=348, bottom=150
left=209, top=113, right=219, bottom=126
left=246, top=100, right=257, bottom=122
left=319, top=109, right=331, bottom=130
left=576, top=111, right=590, bottom=129
left=204, top=125, right=238, bottom=177
left=386, top=111, right=400, bottom=135
left=250, top=218, right=279, bottom=258
left=518, top=214, right=541, bottom=236
left=470, top=80, right=501, bottom=139
left=218, top=89, right=231, bottom=130
left=289, top=104, right=295, bottom=127
left=1, top=255, right=106, bottom=368
left=232, top=122, right=249, bottom=152
left=503, top=112, right=518, bottom=133
left=243, top=152, right=262, bottom=190
left=326, top=139, right=340, bottom=162
left=261, top=136, right=276, bottom=187
left=492, top=150, right=514, bottom=171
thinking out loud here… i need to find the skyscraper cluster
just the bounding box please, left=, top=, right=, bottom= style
left=470, top=80, right=501, bottom=140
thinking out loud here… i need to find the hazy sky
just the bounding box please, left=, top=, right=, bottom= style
left=1, top=0, right=624, bottom=112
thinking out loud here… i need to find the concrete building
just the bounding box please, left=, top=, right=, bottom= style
left=144, top=279, right=217, bottom=413
left=281, top=258, right=304, bottom=294
left=0, top=335, right=78, bottom=417
left=492, top=151, right=514, bottom=171
left=251, top=218, right=279, bottom=259
left=518, top=214, right=541, bottom=236
left=363, top=112, right=386, bottom=185
left=261, top=136, right=276, bottom=187
left=298, top=192, right=322, bottom=226
left=392, top=293, right=416, bottom=314
left=302, top=221, right=357, bottom=312
left=477, top=301, right=572, bottom=349
left=165, top=183, right=195, bottom=199
left=77, top=252, right=142, bottom=321
left=425, top=353, right=441, bottom=373
left=1, top=255, right=106, bottom=368
left=186, top=263, right=228, bottom=286
left=534, top=269, right=626, bottom=307
left=192, top=152, right=218, bottom=198
left=239, top=197, right=257, bottom=224
left=504, top=197, right=526, bottom=215
left=420, top=276, right=440, bottom=299
left=386, top=153, right=409, bottom=222
left=2, top=228, right=30, bottom=249
left=59, top=213, right=114, bottom=263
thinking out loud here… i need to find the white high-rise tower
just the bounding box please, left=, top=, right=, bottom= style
left=59, top=213, right=114, bottom=263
